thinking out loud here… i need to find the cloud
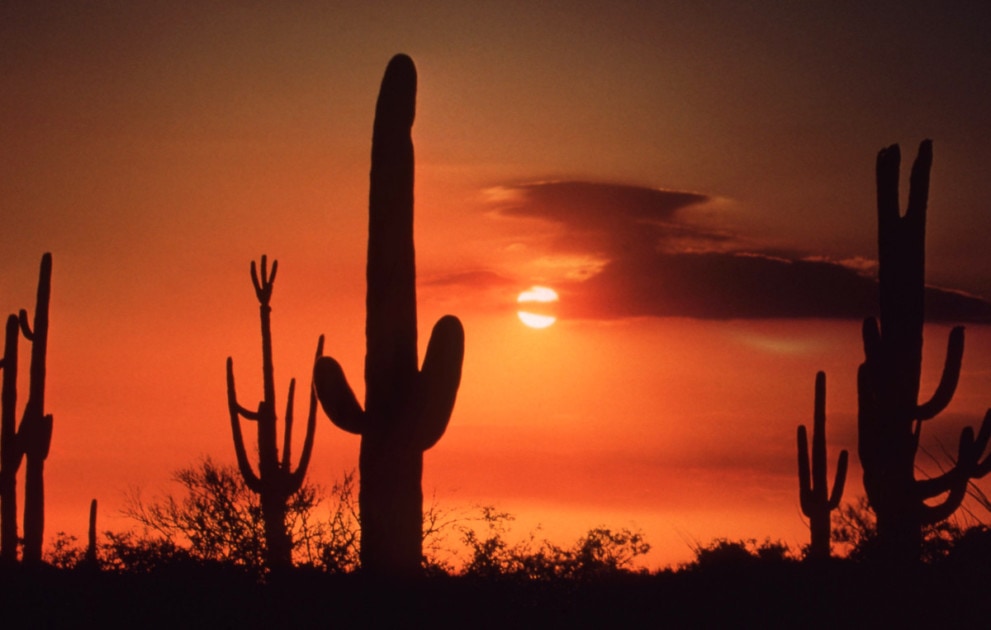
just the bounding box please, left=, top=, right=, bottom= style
left=476, top=180, right=991, bottom=322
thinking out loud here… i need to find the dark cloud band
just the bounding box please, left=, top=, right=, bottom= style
left=484, top=181, right=991, bottom=322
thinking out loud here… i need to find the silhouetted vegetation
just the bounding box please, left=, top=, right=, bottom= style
left=226, top=255, right=325, bottom=571
left=313, top=54, right=465, bottom=577
left=858, top=141, right=991, bottom=565
left=455, top=506, right=650, bottom=580
left=797, top=371, right=848, bottom=560
left=0, top=253, right=53, bottom=566
left=6, top=519, right=990, bottom=626
left=116, top=458, right=358, bottom=575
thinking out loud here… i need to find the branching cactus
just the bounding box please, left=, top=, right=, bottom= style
left=227, top=255, right=324, bottom=571
left=858, top=140, right=991, bottom=564
left=797, top=371, right=848, bottom=560
left=313, top=54, right=465, bottom=577
left=19, top=252, right=54, bottom=565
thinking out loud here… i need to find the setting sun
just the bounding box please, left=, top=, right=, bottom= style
left=517, top=285, right=559, bottom=328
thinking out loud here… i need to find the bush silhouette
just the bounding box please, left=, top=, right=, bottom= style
left=121, top=458, right=357, bottom=574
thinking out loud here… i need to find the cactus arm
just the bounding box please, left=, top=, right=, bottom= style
left=415, top=315, right=465, bottom=450
left=916, top=327, right=964, bottom=421
left=314, top=356, right=366, bottom=435
left=906, top=139, right=933, bottom=222
left=811, top=372, right=827, bottom=499
left=920, top=478, right=970, bottom=526
left=226, top=357, right=263, bottom=492
left=251, top=256, right=277, bottom=302
left=17, top=310, right=33, bottom=340
left=828, top=450, right=849, bottom=510
left=876, top=144, right=902, bottom=231
left=281, top=378, right=296, bottom=471
left=797, top=425, right=813, bottom=514
left=917, top=420, right=976, bottom=526
left=226, top=358, right=261, bottom=421
left=289, top=336, right=324, bottom=490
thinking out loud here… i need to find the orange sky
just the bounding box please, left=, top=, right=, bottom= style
left=3, top=2, right=991, bottom=568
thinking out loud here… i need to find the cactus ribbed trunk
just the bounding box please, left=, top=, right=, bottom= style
left=858, top=141, right=991, bottom=565
left=314, top=54, right=465, bottom=578
left=360, top=439, right=423, bottom=573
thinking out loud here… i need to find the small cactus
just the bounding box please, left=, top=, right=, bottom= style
left=797, top=371, right=848, bottom=560
left=85, top=498, right=98, bottom=567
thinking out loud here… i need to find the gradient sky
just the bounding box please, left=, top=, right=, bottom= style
left=3, top=1, right=991, bottom=567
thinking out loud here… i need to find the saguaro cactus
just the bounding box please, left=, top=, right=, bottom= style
left=313, top=54, right=465, bottom=577
left=797, top=371, right=848, bottom=560
left=0, top=315, right=20, bottom=563
left=20, top=252, right=54, bottom=565
left=858, top=140, right=991, bottom=564
left=0, top=254, right=53, bottom=565
left=85, top=498, right=98, bottom=566
left=227, top=255, right=323, bottom=571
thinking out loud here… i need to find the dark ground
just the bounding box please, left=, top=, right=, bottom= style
left=2, top=560, right=990, bottom=629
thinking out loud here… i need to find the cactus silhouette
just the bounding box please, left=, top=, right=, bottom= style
left=797, top=371, right=848, bottom=560
left=85, top=498, right=98, bottom=566
left=858, top=140, right=991, bottom=564
left=313, top=54, right=465, bottom=577
left=0, top=253, right=53, bottom=565
left=0, top=314, right=20, bottom=563
left=20, top=253, right=53, bottom=565
left=227, top=255, right=324, bottom=571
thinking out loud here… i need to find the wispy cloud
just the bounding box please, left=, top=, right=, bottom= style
left=445, top=181, right=991, bottom=322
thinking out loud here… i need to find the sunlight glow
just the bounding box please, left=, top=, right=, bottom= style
left=517, top=285, right=559, bottom=328
left=517, top=285, right=559, bottom=304
left=517, top=311, right=557, bottom=329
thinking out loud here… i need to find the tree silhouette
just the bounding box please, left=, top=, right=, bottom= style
left=122, top=458, right=353, bottom=573
left=227, top=256, right=324, bottom=571
left=858, top=140, right=991, bottom=565
left=313, top=54, right=465, bottom=577
left=797, top=371, right=848, bottom=560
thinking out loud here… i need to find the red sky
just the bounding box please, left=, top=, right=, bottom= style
left=3, top=2, right=991, bottom=568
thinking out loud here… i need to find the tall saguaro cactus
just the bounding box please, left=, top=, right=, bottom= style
left=313, top=54, right=465, bottom=577
left=20, top=253, right=54, bottom=565
left=227, top=255, right=323, bottom=571
left=0, top=253, right=53, bottom=565
left=797, top=371, right=848, bottom=560
left=858, top=140, right=991, bottom=564
left=0, top=315, right=20, bottom=562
